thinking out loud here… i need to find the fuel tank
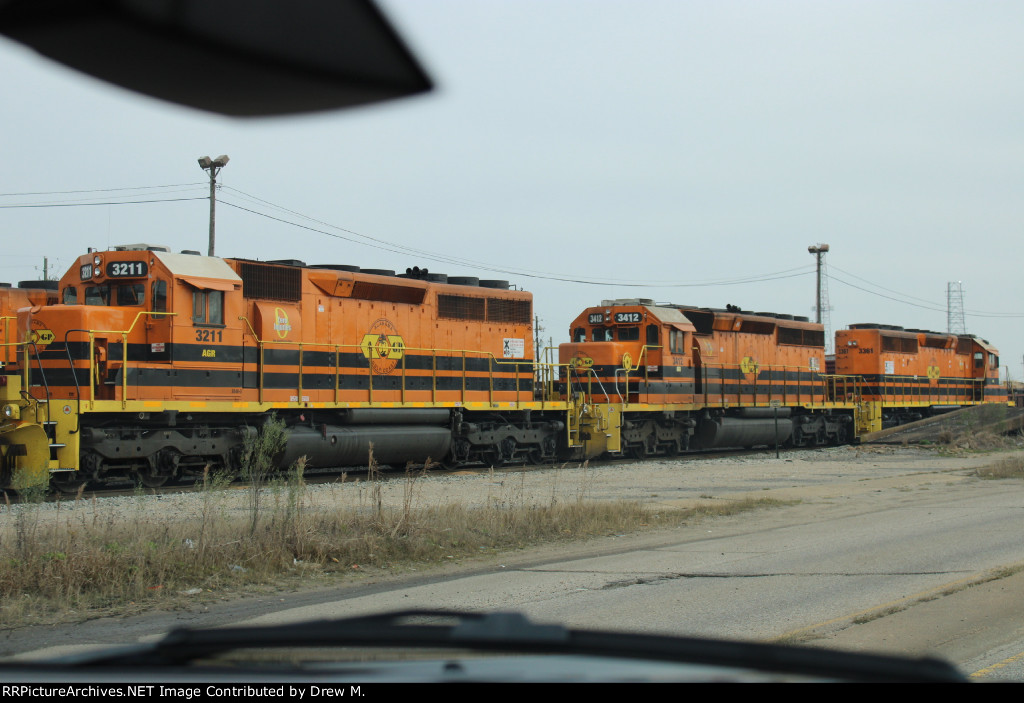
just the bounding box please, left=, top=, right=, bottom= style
left=693, top=416, right=792, bottom=449
left=278, top=424, right=452, bottom=468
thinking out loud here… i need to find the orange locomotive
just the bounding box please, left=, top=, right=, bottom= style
left=0, top=280, right=59, bottom=366
left=558, top=300, right=857, bottom=458
left=1, top=245, right=566, bottom=489
left=0, top=246, right=1012, bottom=490
left=833, top=324, right=1005, bottom=426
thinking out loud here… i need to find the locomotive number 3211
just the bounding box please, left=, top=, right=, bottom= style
left=105, top=261, right=148, bottom=277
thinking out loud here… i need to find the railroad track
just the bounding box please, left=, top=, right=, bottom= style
left=4, top=446, right=796, bottom=505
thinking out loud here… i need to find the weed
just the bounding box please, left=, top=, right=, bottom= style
left=976, top=455, right=1024, bottom=479
left=240, top=415, right=287, bottom=534
left=688, top=497, right=797, bottom=518
left=852, top=605, right=905, bottom=624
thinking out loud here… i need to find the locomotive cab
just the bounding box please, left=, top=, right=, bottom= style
left=965, top=336, right=1005, bottom=403
left=559, top=299, right=696, bottom=404
left=833, top=324, right=1007, bottom=426
left=26, top=245, right=243, bottom=401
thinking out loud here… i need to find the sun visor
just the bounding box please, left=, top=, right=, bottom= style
left=178, top=276, right=238, bottom=292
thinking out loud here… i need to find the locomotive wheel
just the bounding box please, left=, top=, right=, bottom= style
left=790, top=426, right=804, bottom=448
left=815, top=427, right=827, bottom=446
left=500, top=437, right=517, bottom=463
left=439, top=451, right=463, bottom=470
left=51, top=476, right=89, bottom=495
left=138, top=469, right=172, bottom=488
left=527, top=448, right=544, bottom=465
left=834, top=423, right=850, bottom=446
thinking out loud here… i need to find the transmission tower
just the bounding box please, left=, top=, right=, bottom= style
left=947, top=281, right=966, bottom=335
left=808, top=244, right=832, bottom=354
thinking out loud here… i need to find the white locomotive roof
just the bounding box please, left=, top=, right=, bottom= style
left=113, top=243, right=171, bottom=252
left=645, top=306, right=693, bottom=326
left=152, top=251, right=242, bottom=283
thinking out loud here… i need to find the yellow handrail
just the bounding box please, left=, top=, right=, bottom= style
left=236, top=315, right=563, bottom=408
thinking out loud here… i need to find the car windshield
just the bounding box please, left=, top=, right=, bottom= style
left=1, top=0, right=1022, bottom=686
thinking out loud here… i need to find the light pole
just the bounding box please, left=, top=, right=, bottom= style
left=198, top=155, right=229, bottom=256
left=807, top=243, right=829, bottom=324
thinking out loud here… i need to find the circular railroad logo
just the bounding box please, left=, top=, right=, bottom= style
left=571, top=355, right=594, bottom=370
left=360, top=319, right=405, bottom=375
left=273, top=307, right=292, bottom=340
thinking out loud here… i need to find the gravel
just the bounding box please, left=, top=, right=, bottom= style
left=2, top=444, right=1000, bottom=525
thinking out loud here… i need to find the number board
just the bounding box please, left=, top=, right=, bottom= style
left=614, top=312, right=641, bottom=324
left=106, top=261, right=149, bottom=278
left=588, top=313, right=604, bottom=324
left=79, top=264, right=93, bottom=280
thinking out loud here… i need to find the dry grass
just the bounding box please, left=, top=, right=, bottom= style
left=976, top=455, right=1024, bottom=479
left=0, top=457, right=793, bottom=627
left=0, top=471, right=652, bottom=626
left=852, top=605, right=905, bottom=625
left=934, top=403, right=1020, bottom=453
left=955, top=430, right=1012, bottom=451
left=937, top=428, right=1015, bottom=454
left=691, top=496, right=795, bottom=516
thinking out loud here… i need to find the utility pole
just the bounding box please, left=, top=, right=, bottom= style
left=198, top=155, right=230, bottom=256
left=807, top=243, right=831, bottom=353
left=533, top=314, right=545, bottom=390
left=534, top=314, right=545, bottom=363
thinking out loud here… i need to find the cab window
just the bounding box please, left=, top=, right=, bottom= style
left=62, top=287, right=77, bottom=305
left=573, top=327, right=585, bottom=343
left=152, top=280, right=167, bottom=318
left=669, top=329, right=686, bottom=354
left=646, top=324, right=659, bottom=345
left=193, top=290, right=224, bottom=325
left=592, top=327, right=613, bottom=342
left=84, top=285, right=110, bottom=306
left=618, top=327, right=639, bottom=341
left=116, top=284, right=145, bottom=306
left=208, top=291, right=224, bottom=324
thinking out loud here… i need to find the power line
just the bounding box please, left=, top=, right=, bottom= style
left=0, top=178, right=814, bottom=288
left=0, top=187, right=208, bottom=208
left=827, top=271, right=1024, bottom=319
left=827, top=264, right=1024, bottom=319
left=218, top=198, right=814, bottom=288
left=0, top=197, right=208, bottom=209
left=0, top=183, right=206, bottom=197
left=221, top=186, right=816, bottom=286
left=828, top=264, right=944, bottom=308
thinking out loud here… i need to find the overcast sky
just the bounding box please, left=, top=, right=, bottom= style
left=2, top=1, right=1023, bottom=376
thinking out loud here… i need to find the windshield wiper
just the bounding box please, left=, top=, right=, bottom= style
left=62, top=609, right=965, bottom=682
